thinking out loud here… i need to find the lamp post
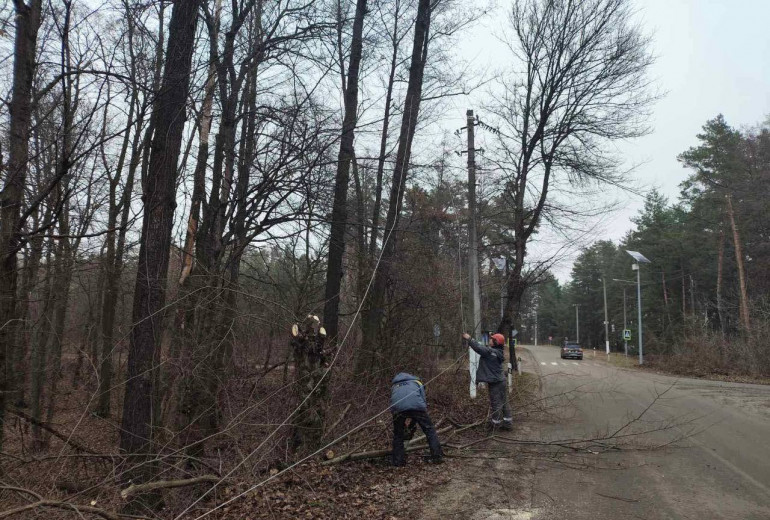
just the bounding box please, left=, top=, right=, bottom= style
left=625, top=251, right=651, bottom=365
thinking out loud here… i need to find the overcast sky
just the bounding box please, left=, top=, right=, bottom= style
left=451, top=0, right=770, bottom=277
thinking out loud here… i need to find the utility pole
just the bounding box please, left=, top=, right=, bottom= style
left=465, top=109, right=481, bottom=398
left=602, top=277, right=610, bottom=355
left=613, top=278, right=635, bottom=356
left=623, top=287, right=628, bottom=356
left=573, top=304, right=580, bottom=343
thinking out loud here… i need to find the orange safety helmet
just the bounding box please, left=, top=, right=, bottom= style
left=491, top=333, right=506, bottom=346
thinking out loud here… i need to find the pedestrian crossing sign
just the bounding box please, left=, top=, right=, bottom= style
left=623, top=329, right=632, bottom=341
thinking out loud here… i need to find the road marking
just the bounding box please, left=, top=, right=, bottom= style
left=540, top=362, right=546, bottom=365
left=551, top=362, right=558, bottom=366
left=572, top=362, right=579, bottom=366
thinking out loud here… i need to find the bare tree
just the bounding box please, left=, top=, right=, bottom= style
left=322, top=0, right=369, bottom=344
left=171, top=0, right=333, bottom=457
left=491, top=0, right=656, bottom=335
left=119, top=0, right=200, bottom=471
left=95, top=0, right=159, bottom=418
left=359, top=0, right=433, bottom=370
left=0, top=0, right=43, bottom=451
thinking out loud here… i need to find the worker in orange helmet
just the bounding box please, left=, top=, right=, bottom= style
left=462, top=332, right=513, bottom=431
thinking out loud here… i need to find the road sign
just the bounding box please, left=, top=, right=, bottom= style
left=623, top=329, right=632, bottom=341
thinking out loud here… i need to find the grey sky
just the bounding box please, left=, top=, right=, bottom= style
left=452, top=0, right=770, bottom=276
left=615, top=0, right=770, bottom=236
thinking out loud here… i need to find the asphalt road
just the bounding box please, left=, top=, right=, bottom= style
left=519, top=344, right=770, bottom=520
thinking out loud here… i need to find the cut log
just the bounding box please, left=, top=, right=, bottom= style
left=120, top=475, right=220, bottom=499
left=321, top=423, right=459, bottom=466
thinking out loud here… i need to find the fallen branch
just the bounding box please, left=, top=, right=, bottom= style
left=120, top=475, right=221, bottom=500
left=322, top=403, right=352, bottom=439
left=452, top=419, right=486, bottom=434
left=405, top=423, right=452, bottom=446
left=0, top=500, right=120, bottom=520
left=595, top=491, right=639, bottom=503
left=322, top=441, right=435, bottom=465
left=0, top=485, right=120, bottom=520
left=322, top=424, right=457, bottom=466
left=9, top=409, right=96, bottom=454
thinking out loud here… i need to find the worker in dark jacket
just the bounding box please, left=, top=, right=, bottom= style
left=463, top=333, right=513, bottom=431
left=390, top=372, right=443, bottom=466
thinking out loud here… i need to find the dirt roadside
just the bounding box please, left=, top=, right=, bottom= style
left=419, top=347, right=543, bottom=520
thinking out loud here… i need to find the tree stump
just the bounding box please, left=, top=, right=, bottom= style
left=290, top=315, right=329, bottom=450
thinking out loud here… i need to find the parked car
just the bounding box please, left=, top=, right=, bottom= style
left=561, top=341, right=583, bottom=360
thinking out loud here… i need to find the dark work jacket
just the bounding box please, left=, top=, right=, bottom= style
left=469, top=339, right=505, bottom=383
left=390, top=372, right=427, bottom=413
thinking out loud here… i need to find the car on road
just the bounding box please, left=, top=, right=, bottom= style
left=561, top=341, right=583, bottom=360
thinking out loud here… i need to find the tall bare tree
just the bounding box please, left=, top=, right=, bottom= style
left=119, top=0, right=200, bottom=463
left=359, top=0, right=433, bottom=370
left=322, top=0, right=369, bottom=344
left=492, top=0, right=656, bottom=335
left=0, top=0, right=43, bottom=450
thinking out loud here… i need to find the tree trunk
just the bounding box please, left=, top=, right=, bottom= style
left=716, top=226, right=726, bottom=339
left=725, top=194, right=750, bottom=333
left=290, top=318, right=328, bottom=450
left=178, top=0, right=222, bottom=289
left=359, top=0, right=433, bottom=371
left=0, top=0, right=43, bottom=451
left=43, top=221, right=73, bottom=447
left=498, top=238, right=526, bottom=337
left=14, top=195, right=48, bottom=407
left=30, top=242, right=54, bottom=449
left=322, top=0, right=369, bottom=344
left=172, top=2, right=259, bottom=457
left=368, top=1, right=401, bottom=260
left=351, top=152, right=368, bottom=302
left=119, top=0, right=199, bottom=470
left=96, top=0, right=148, bottom=416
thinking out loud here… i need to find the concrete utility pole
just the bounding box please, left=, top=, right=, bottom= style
left=573, top=304, right=580, bottom=343
left=623, top=287, right=628, bottom=356
left=602, top=277, right=610, bottom=355
left=466, top=109, right=481, bottom=398
left=613, top=278, right=636, bottom=356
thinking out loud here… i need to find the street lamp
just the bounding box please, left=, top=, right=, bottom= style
left=625, top=250, right=651, bottom=365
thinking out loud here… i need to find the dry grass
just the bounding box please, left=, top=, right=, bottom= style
left=605, top=324, right=770, bottom=383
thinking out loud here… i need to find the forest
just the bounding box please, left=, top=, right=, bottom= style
left=0, top=0, right=765, bottom=517
left=526, top=115, right=770, bottom=378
